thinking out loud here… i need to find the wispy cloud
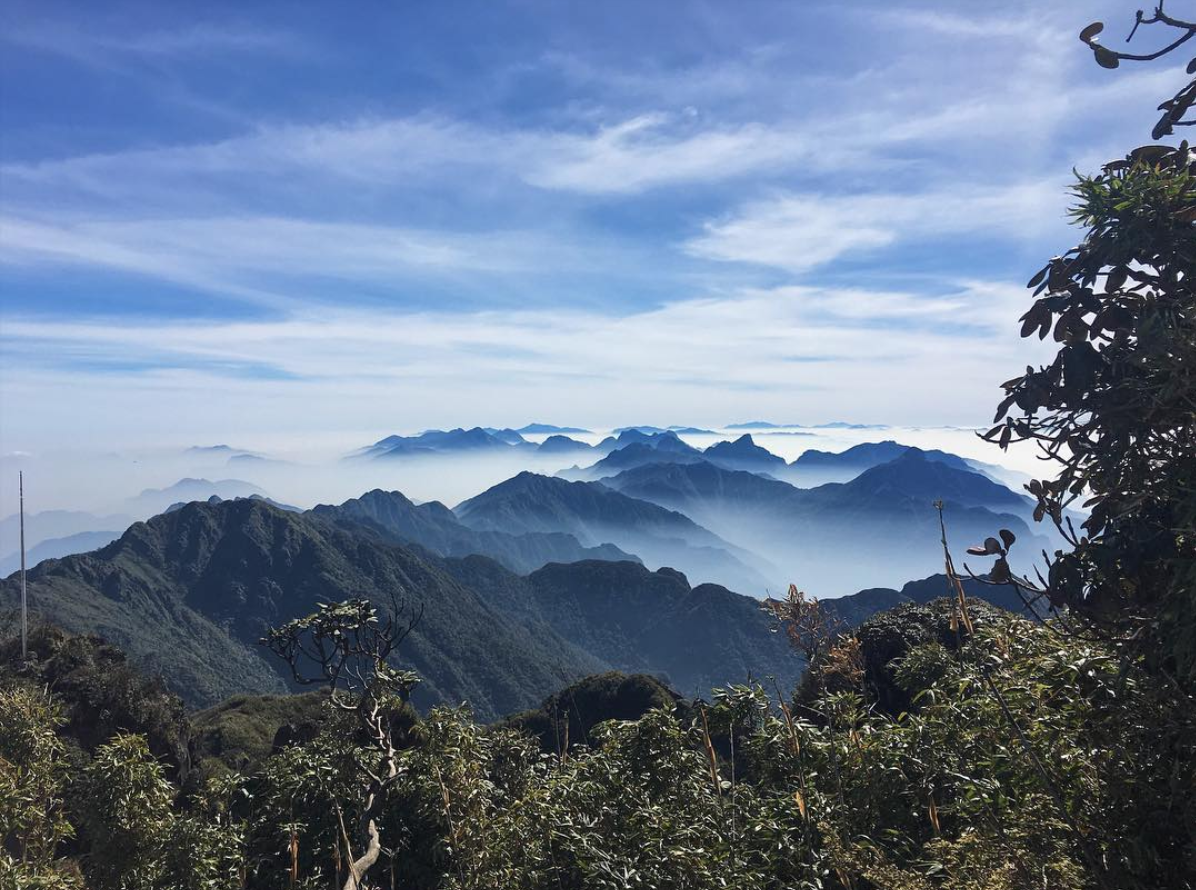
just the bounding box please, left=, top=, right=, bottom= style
left=0, top=0, right=1179, bottom=452
left=0, top=278, right=1048, bottom=432
left=685, top=180, right=1069, bottom=273
left=5, top=22, right=302, bottom=64
left=522, top=113, right=808, bottom=194
left=0, top=214, right=623, bottom=309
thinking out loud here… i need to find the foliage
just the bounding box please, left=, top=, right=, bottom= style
left=0, top=625, right=195, bottom=782
left=499, top=671, right=682, bottom=754
left=982, top=137, right=1196, bottom=684
left=1076, top=5, right=1196, bottom=139
left=192, top=691, right=329, bottom=777
left=763, top=584, right=844, bottom=663
left=5, top=599, right=1194, bottom=889
left=0, top=686, right=79, bottom=890
left=261, top=597, right=421, bottom=890
left=75, top=733, right=175, bottom=889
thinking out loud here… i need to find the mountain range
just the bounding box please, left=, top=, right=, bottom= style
left=0, top=508, right=134, bottom=554
left=0, top=432, right=1054, bottom=723
left=601, top=449, right=1045, bottom=595
left=310, top=488, right=635, bottom=573
left=0, top=529, right=124, bottom=578
left=613, top=425, right=717, bottom=435
left=514, top=423, right=591, bottom=434
left=130, top=478, right=267, bottom=515
left=455, top=471, right=775, bottom=594
left=0, top=489, right=1042, bottom=721
left=0, top=497, right=802, bottom=718
left=4, top=435, right=1044, bottom=603
left=355, top=426, right=597, bottom=460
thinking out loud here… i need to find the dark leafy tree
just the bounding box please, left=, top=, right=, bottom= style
left=262, top=595, right=422, bottom=890
left=976, top=8, right=1196, bottom=689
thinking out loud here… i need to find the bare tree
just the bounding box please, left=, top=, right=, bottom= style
left=263, top=594, right=423, bottom=890
left=763, top=584, right=844, bottom=665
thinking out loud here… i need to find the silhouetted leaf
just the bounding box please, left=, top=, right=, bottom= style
left=1079, top=22, right=1104, bottom=43
left=1094, top=45, right=1120, bottom=69
left=990, top=557, right=1012, bottom=584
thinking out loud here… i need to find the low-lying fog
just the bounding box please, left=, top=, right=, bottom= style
left=0, top=423, right=1051, bottom=595
left=2, top=424, right=1041, bottom=517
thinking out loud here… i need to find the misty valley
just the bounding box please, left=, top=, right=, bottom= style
left=1, top=425, right=1044, bottom=714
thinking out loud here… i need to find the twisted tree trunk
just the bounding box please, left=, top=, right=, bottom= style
left=342, top=818, right=382, bottom=890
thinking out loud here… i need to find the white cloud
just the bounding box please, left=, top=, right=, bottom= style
left=686, top=180, right=1068, bottom=272
left=0, top=279, right=1050, bottom=455
left=4, top=22, right=302, bottom=65
left=0, top=0, right=1178, bottom=456
left=0, top=213, right=638, bottom=310
left=523, top=114, right=808, bottom=194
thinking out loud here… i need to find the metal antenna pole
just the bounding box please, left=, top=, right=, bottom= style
left=20, top=472, right=27, bottom=660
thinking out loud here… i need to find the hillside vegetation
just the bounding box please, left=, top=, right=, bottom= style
left=3, top=596, right=1193, bottom=889
left=0, top=498, right=805, bottom=717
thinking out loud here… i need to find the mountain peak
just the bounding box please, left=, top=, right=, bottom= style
left=537, top=434, right=592, bottom=453
left=846, top=449, right=1026, bottom=508
left=517, top=423, right=591, bottom=435
left=702, top=434, right=785, bottom=470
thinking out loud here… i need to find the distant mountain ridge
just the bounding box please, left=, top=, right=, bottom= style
left=0, top=498, right=802, bottom=717
left=0, top=530, right=123, bottom=578
left=843, top=450, right=1029, bottom=511
left=603, top=451, right=1046, bottom=595
left=130, top=478, right=266, bottom=516
left=455, top=471, right=775, bottom=594
left=787, top=440, right=992, bottom=486
left=563, top=432, right=784, bottom=482
left=535, top=435, right=594, bottom=454
left=0, top=509, right=134, bottom=554
left=356, top=427, right=600, bottom=460
left=517, top=423, right=591, bottom=434
left=560, top=442, right=702, bottom=480
left=364, top=427, right=523, bottom=458
left=613, top=426, right=716, bottom=435
left=703, top=434, right=789, bottom=474
left=311, top=489, right=636, bottom=574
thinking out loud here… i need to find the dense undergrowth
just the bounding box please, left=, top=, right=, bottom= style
left=3, top=598, right=1194, bottom=889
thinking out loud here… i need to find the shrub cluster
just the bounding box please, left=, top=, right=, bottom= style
left=3, top=599, right=1193, bottom=889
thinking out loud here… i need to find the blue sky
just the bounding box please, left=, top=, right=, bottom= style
left=0, top=0, right=1183, bottom=451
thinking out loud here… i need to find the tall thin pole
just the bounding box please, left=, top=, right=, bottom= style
left=20, top=472, right=27, bottom=660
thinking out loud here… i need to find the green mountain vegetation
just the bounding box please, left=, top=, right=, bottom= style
left=0, top=499, right=608, bottom=717
left=0, top=496, right=810, bottom=718
left=310, top=488, right=636, bottom=574
left=4, top=593, right=1192, bottom=889
left=497, top=671, right=683, bottom=753
left=450, top=556, right=804, bottom=700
